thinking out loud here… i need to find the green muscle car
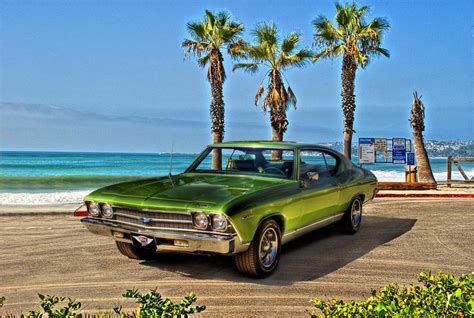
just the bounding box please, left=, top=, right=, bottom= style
left=78, top=141, right=377, bottom=277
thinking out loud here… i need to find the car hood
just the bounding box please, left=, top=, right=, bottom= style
left=85, top=172, right=291, bottom=212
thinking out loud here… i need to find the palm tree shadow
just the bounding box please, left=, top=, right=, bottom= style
left=139, top=216, right=416, bottom=285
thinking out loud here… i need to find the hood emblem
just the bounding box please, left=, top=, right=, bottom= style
left=139, top=217, right=152, bottom=223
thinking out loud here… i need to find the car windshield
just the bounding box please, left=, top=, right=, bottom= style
left=187, top=147, right=295, bottom=179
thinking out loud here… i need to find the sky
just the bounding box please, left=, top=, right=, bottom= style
left=0, top=0, right=473, bottom=153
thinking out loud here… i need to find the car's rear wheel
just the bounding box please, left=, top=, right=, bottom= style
left=341, top=196, right=363, bottom=234
left=235, top=218, right=281, bottom=278
left=115, top=241, right=156, bottom=260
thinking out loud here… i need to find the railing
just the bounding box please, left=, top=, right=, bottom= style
left=447, top=156, right=474, bottom=187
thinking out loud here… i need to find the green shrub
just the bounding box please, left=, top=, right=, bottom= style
left=26, top=294, right=81, bottom=318
left=3, top=290, right=206, bottom=317
left=121, top=289, right=206, bottom=317
left=311, top=272, right=474, bottom=317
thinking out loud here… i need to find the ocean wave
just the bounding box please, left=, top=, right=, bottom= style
left=0, top=191, right=91, bottom=205
left=371, top=169, right=474, bottom=182
left=0, top=175, right=146, bottom=192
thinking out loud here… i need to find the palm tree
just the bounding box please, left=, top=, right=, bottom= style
left=313, top=2, right=390, bottom=159
left=410, top=92, right=436, bottom=183
left=233, top=23, right=312, bottom=158
left=182, top=10, right=244, bottom=170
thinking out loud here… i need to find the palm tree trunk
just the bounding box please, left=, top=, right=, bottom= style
left=271, top=128, right=283, bottom=160
left=410, top=92, right=436, bottom=183
left=412, top=130, right=435, bottom=183
left=269, top=70, right=286, bottom=160
left=341, top=54, right=357, bottom=159
left=209, top=49, right=225, bottom=170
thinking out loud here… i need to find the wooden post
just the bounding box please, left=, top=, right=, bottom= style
left=447, top=156, right=452, bottom=188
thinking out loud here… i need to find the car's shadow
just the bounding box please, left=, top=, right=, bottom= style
left=140, top=215, right=416, bottom=285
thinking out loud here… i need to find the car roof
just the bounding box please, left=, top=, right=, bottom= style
left=211, top=140, right=337, bottom=152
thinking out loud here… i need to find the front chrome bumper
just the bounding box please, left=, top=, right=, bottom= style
left=81, top=217, right=247, bottom=255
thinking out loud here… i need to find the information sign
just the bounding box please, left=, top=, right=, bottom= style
left=358, top=138, right=375, bottom=164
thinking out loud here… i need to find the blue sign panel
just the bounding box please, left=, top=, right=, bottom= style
left=406, top=152, right=415, bottom=165
left=392, top=138, right=406, bottom=164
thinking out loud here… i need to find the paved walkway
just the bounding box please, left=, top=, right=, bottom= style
left=0, top=198, right=473, bottom=316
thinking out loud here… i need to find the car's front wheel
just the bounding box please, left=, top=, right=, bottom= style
left=235, top=218, right=281, bottom=278
left=115, top=241, right=156, bottom=260
left=341, top=196, right=363, bottom=234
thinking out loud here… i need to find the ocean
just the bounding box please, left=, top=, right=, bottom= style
left=1, top=151, right=472, bottom=205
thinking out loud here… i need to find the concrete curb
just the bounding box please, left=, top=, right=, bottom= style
left=0, top=211, right=74, bottom=216
left=376, top=193, right=474, bottom=198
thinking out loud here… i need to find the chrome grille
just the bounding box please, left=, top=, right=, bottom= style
left=113, top=207, right=194, bottom=230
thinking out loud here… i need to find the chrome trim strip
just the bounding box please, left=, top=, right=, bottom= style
left=90, top=217, right=236, bottom=237
left=282, top=213, right=344, bottom=244
left=112, top=205, right=192, bottom=215
left=81, top=217, right=248, bottom=254
left=114, top=212, right=193, bottom=224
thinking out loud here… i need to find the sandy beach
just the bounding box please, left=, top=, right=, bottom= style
left=0, top=197, right=473, bottom=317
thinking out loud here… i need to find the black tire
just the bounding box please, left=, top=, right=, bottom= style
left=235, top=218, right=282, bottom=278
left=341, top=196, right=363, bottom=234
left=115, top=241, right=156, bottom=260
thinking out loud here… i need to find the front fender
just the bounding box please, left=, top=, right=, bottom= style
left=223, top=183, right=300, bottom=243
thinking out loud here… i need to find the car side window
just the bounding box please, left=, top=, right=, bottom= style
left=299, top=150, right=330, bottom=181
left=323, top=152, right=339, bottom=175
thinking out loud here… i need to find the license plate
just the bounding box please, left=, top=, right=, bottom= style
left=132, top=235, right=155, bottom=248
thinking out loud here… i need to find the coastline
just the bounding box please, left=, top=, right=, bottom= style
left=1, top=187, right=472, bottom=216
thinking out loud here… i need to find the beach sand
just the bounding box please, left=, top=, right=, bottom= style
left=0, top=197, right=473, bottom=316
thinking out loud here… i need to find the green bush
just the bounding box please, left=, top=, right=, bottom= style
left=121, top=289, right=206, bottom=317
left=311, top=272, right=474, bottom=317
left=27, top=294, right=81, bottom=318
left=0, top=290, right=205, bottom=317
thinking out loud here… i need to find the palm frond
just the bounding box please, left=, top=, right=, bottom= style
left=280, top=48, right=313, bottom=68
left=181, top=39, right=209, bottom=58
left=313, top=15, right=340, bottom=43
left=186, top=22, right=208, bottom=42
left=228, top=39, right=248, bottom=59
left=246, top=45, right=269, bottom=61
left=252, top=22, right=278, bottom=47
left=287, top=86, right=297, bottom=109
left=204, top=9, right=216, bottom=30
left=281, top=32, right=300, bottom=54
left=272, top=88, right=281, bottom=105
left=255, top=84, right=265, bottom=106
left=232, top=63, right=259, bottom=73
left=376, top=47, right=390, bottom=57
left=313, top=2, right=390, bottom=66
left=197, top=55, right=210, bottom=68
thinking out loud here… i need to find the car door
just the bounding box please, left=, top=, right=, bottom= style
left=297, top=149, right=341, bottom=227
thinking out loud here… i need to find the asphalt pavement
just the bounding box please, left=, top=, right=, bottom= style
left=0, top=198, right=472, bottom=317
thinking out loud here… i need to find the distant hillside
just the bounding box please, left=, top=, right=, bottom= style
left=424, top=140, right=473, bottom=157
left=319, top=140, right=473, bottom=158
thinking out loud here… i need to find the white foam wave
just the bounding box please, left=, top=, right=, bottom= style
left=370, top=170, right=405, bottom=182
left=0, top=190, right=91, bottom=205
left=371, top=169, right=474, bottom=182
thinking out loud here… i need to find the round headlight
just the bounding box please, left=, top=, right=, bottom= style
left=101, top=203, right=114, bottom=218
left=193, top=212, right=208, bottom=229
left=88, top=201, right=101, bottom=217
left=211, top=214, right=228, bottom=231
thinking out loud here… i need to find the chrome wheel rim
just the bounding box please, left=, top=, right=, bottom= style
left=258, top=227, right=279, bottom=269
left=351, top=199, right=362, bottom=227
